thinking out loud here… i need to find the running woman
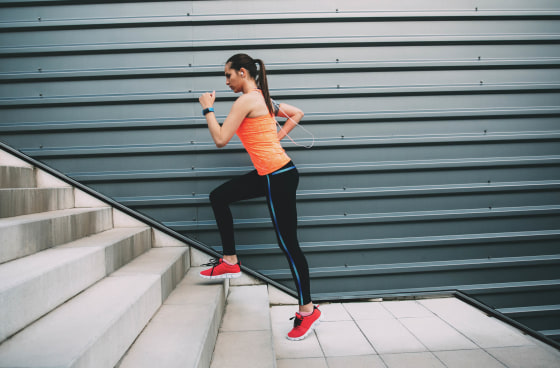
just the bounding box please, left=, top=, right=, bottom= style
left=198, top=53, right=321, bottom=340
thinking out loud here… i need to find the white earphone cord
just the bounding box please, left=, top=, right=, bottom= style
left=275, top=104, right=315, bottom=149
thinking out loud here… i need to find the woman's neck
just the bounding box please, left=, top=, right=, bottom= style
left=242, top=81, right=259, bottom=94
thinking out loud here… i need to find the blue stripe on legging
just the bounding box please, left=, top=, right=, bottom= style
left=270, top=165, right=296, bottom=176
left=266, top=174, right=303, bottom=305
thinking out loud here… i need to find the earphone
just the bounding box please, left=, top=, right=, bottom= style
left=274, top=102, right=315, bottom=149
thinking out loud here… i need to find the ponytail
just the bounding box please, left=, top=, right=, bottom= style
left=254, top=59, right=273, bottom=115
left=227, top=54, right=274, bottom=115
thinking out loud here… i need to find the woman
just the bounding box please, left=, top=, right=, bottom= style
left=198, top=53, right=321, bottom=341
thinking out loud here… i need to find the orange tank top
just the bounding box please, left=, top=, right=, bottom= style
left=236, top=113, right=291, bottom=175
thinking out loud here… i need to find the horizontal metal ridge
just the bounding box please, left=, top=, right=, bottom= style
left=234, top=229, right=560, bottom=254
left=497, top=304, right=560, bottom=315
left=114, top=180, right=560, bottom=206
left=2, top=84, right=559, bottom=108
left=313, top=279, right=560, bottom=301
left=18, top=131, right=560, bottom=158
left=539, top=329, right=560, bottom=338
left=262, top=254, right=560, bottom=278
left=2, top=107, right=559, bottom=133
left=2, top=58, right=560, bottom=82
left=164, top=205, right=560, bottom=231
left=67, top=156, right=560, bottom=182
left=1, top=10, right=560, bottom=30
left=2, top=34, right=559, bottom=57
left=452, top=279, right=560, bottom=294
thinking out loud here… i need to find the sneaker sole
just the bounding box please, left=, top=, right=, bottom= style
left=286, top=312, right=323, bottom=341
left=199, top=272, right=241, bottom=279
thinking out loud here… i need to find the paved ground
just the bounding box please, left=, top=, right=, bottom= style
left=270, top=297, right=560, bottom=368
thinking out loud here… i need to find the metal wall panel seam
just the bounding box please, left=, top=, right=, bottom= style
left=3, top=63, right=560, bottom=83
left=3, top=12, right=560, bottom=32
left=2, top=109, right=558, bottom=132
left=232, top=230, right=560, bottom=253
left=2, top=84, right=560, bottom=107
left=15, top=131, right=560, bottom=157
left=2, top=35, right=560, bottom=57
left=62, top=156, right=560, bottom=182
left=262, top=254, right=560, bottom=278
left=164, top=205, right=560, bottom=231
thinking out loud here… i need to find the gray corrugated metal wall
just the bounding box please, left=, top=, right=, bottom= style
left=1, top=0, right=559, bottom=343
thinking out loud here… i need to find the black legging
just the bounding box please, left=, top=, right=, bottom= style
left=209, top=161, right=311, bottom=305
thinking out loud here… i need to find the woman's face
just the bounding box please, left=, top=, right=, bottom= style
left=224, top=63, right=243, bottom=93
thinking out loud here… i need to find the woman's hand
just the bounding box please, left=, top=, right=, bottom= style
left=276, top=102, right=304, bottom=141
left=199, top=91, right=216, bottom=109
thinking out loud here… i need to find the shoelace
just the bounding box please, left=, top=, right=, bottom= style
left=290, top=314, right=303, bottom=328
left=201, top=258, right=220, bottom=268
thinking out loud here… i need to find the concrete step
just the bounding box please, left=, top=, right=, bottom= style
left=0, top=247, right=188, bottom=368
left=118, top=267, right=228, bottom=368
left=0, top=227, right=151, bottom=343
left=0, top=165, right=35, bottom=188
left=0, top=207, right=113, bottom=263
left=210, top=284, right=276, bottom=368
left=0, top=187, right=75, bottom=218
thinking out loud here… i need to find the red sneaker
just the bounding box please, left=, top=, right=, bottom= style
left=199, top=258, right=241, bottom=279
left=287, top=306, right=322, bottom=341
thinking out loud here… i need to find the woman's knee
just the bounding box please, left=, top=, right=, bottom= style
left=209, top=188, right=224, bottom=207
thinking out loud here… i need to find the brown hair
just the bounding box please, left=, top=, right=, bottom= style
left=226, top=53, right=273, bottom=114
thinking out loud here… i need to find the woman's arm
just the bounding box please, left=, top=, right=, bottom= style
left=199, top=91, right=250, bottom=148
left=275, top=102, right=304, bottom=141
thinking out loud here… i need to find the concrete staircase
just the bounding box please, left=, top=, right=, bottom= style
left=0, top=149, right=278, bottom=367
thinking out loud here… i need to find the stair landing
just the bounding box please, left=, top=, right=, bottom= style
left=270, top=297, right=560, bottom=368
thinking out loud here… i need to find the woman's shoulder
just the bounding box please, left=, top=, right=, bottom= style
left=232, top=92, right=257, bottom=109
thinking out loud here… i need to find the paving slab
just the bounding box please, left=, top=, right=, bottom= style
left=382, top=299, right=434, bottom=319
left=276, top=357, right=328, bottom=368
left=399, top=316, right=478, bottom=351
left=434, top=349, right=508, bottom=368
left=316, top=320, right=376, bottom=357
left=343, top=301, right=394, bottom=320
left=419, top=298, right=535, bottom=348
left=381, top=351, right=445, bottom=368
left=358, top=318, right=427, bottom=354
left=327, top=354, right=387, bottom=368
left=486, top=345, right=560, bottom=368
left=271, top=297, right=560, bottom=368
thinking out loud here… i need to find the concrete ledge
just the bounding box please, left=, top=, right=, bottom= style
left=119, top=267, right=227, bottom=368
left=74, top=188, right=108, bottom=208
left=0, top=207, right=113, bottom=263
left=0, top=246, right=188, bottom=368
left=0, top=227, right=151, bottom=343
left=0, top=274, right=162, bottom=368
left=152, top=228, right=187, bottom=247
left=112, top=247, right=189, bottom=302
left=0, top=151, right=32, bottom=168
left=0, top=166, right=35, bottom=188
left=0, top=187, right=74, bottom=218
left=268, top=285, right=299, bottom=306
left=35, top=169, right=69, bottom=188
left=58, top=227, right=152, bottom=274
